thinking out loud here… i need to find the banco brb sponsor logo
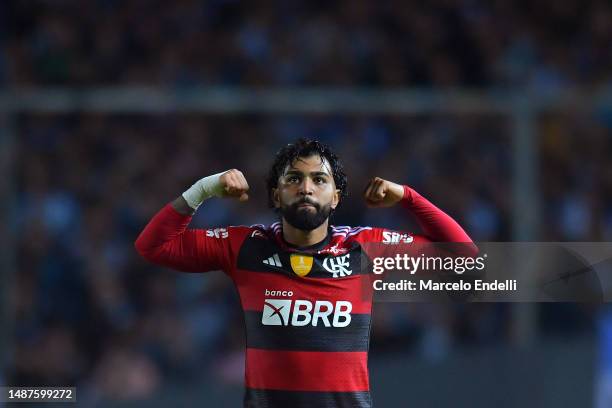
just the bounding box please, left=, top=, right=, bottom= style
left=262, top=299, right=352, bottom=327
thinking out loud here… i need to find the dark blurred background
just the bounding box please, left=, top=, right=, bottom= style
left=2, top=0, right=612, bottom=407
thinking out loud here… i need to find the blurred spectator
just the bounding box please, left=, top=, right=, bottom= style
left=2, top=0, right=612, bottom=88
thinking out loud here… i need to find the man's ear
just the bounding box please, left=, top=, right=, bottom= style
left=331, top=189, right=340, bottom=210
left=272, top=188, right=280, bottom=208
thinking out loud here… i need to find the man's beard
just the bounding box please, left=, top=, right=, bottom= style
left=280, top=198, right=332, bottom=231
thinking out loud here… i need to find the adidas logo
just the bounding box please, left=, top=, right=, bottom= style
left=263, top=253, right=283, bottom=268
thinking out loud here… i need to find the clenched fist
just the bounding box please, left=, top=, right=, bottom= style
left=219, top=169, right=250, bottom=202
left=178, top=169, right=250, bottom=214
left=363, top=177, right=405, bottom=208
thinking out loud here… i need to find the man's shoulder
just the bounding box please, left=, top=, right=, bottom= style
left=330, top=225, right=384, bottom=246
left=330, top=225, right=418, bottom=245
left=223, top=223, right=280, bottom=240
left=331, top=225, right=375, bottom=238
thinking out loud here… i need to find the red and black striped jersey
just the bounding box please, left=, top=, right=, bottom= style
left=135, top=186, right=474, bottom=408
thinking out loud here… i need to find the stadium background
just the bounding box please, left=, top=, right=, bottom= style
left=1, top=0, right=612, bottom=406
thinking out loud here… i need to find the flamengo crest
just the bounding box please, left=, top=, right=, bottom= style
left=322, top=253, right=352, bottom=278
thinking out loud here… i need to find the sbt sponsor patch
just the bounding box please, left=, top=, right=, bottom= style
left=206, top=228, right=228, bottom=239
left=382, top=231, right=413, bottom=244
left=262, top=299, right=352, bottom=327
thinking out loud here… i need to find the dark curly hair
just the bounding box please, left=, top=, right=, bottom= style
left=266, top=138, right=348, bottom=209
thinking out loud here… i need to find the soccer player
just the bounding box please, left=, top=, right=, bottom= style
left=135, top=139, right=474, bottom=407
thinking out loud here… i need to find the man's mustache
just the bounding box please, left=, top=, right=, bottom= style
left=292, top=198, right=320, bottom=209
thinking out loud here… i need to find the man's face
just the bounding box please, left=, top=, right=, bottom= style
left=273, top=155, right=340, bottom=231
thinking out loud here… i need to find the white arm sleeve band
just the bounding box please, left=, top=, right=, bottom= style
left=181, top=171, right=226, bottom=210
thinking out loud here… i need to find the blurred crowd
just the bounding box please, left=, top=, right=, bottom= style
left=540, top=112, right=612, bottom=241
left=4, top=0, right=612, bottom=405
left=13, top=114, right=517, bottom=400
left=2, top=0, right=612, bottom=89
left=11, top=113, right=608, bottom=402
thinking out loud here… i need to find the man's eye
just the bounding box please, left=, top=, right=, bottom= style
left=314, top=177, right=325, bottom=184
left=287, top=176, right=299, bottom=183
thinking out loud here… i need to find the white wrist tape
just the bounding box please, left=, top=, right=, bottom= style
left=181, top=171, right=226, bottom=210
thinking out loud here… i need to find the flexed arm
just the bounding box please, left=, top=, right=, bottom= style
left=134, top=169, right=250, bottom=272
left=363, top=177, right=475, bottom=245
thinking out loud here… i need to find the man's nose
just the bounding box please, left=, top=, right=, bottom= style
left=298, top=177, right=314, bottom=195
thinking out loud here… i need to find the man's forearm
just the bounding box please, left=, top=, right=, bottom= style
left=171, top=196, right=195, bottom=215
left=171, top=169, right=250, bottom=215
left=402, top=185, right=473, bottom=243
